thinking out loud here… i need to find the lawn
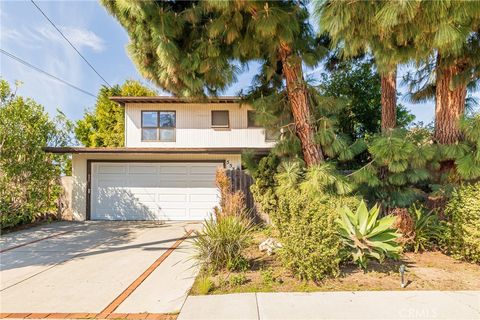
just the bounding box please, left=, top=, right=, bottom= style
left=191, top=230, right=480, bottom=295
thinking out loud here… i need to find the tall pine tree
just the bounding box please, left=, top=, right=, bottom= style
left=101, top=1, right=327, bottom=166
left=315, top=1, right=411, bottom=132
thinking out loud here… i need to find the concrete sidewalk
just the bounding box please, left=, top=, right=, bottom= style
left=178, top=291, right=480, bottom=320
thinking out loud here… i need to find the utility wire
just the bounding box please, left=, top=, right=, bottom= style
left=1, top=49, right=96, bottom=98
left=30, top=0, right=112, bottom=88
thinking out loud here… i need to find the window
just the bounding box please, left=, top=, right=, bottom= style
left=141, top=111, right=176, bottom=141
left=265, top=128, right=280, bottom=141
left=211, top=110, right=229, bottom=128
left=247, top=110, right=261, bottom=128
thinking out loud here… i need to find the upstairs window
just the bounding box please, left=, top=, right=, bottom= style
left=211, top=110, right=229, bottom=128
left=247, top=110, right=261, bottom=127
left=141, top=111, right=176, bottom=142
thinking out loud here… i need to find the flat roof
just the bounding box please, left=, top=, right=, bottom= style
left=44, top=147, right=270, bottom=155
left=109, top=96, right=242, bottom=105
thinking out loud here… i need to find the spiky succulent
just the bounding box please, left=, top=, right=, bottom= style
left=337, top=200, right=401, bottom=270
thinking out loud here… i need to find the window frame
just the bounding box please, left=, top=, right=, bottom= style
left=141, top=110, right=176, bottom=142
left=211, top=110, right=230, bottom=128
left=247, top=110, right=262, bottom=128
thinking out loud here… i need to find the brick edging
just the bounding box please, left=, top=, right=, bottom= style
left=97, top=229, right=194, bottom=317
left=0, top=313, right=177, bottom=319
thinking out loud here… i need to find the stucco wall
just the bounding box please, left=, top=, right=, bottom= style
left=71, top=153, right=242, bottom=221
left=124, top=102, right=276, bottom=148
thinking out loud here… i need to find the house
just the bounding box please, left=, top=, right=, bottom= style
left=46, top=96, right=275, bottom=221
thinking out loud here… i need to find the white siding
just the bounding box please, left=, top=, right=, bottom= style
left=124, top=103, right=276, bottom=148
left=71, top=153, right=241, bottom=221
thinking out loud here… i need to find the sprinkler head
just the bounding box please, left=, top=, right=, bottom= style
left=399, top=264, right=406, bottom=288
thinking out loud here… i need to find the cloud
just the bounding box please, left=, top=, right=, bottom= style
left=38, top=26, right=105, bottom=52
left=1, top=25, right=104, bottom=52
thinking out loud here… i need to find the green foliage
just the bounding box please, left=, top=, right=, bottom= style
left=101, top=1, right=323, bottom=97
left=260, top=268, right=275, bottom=286
left=275, top=187, right=358, bottom=280
left=75, top=80, right=155, bottom=147
left=319, top=58, right=414, bottom=141
left=250, top=154, right=280, bottom=218
left=453, top=115, right=480, bottom=180
left=407, top=205, right=446, bottom=253
left=444, top=182, right=480, bottom=263
left=193, top=216, right=253, bottom=271
left=228, top=273, right=247, bottom=287
left=0, top=80, right=72, bottom=229
left=337, top=201, right=401, bottom=270
left=351, top=127, right=436, bottom=209
left=196, top=275, right=214, bottom=295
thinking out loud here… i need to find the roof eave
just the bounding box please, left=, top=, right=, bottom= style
left=43, top=147, right=271, bottom=155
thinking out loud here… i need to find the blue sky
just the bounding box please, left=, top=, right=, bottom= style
left=0, top=0, right=453, bottom=124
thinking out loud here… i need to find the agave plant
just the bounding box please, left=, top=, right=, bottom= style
left=337, top=201, right=401, bottom=270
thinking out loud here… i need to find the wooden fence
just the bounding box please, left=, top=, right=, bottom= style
left=225, top=168, right=258, bottom=220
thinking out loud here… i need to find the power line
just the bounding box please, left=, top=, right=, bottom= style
left=1, top=48, right=97, bottom=98
left=30, top=0, right=112, bottom=88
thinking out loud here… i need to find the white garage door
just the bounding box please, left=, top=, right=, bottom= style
left=90, top=162, right=222, bottom=221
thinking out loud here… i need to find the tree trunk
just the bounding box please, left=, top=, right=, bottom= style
left=434, top=56, right=467, bottom=144
left=279, top=44, right=323, bottom=166
left=380, top=69, right=397, bottom=132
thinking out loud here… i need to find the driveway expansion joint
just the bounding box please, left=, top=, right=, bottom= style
left=97, top=230, right=194, bottom=317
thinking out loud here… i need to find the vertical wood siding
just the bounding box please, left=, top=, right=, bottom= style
left=125, top=103, right=276, bottom=148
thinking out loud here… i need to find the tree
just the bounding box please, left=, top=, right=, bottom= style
left=375, top=1, right=480, bottom=144
left=76, top=80, right=156, bottom=147
left=319, top=58, right=414, bottom=141
left=101, top=1, right=326, bottom=166
left=315, top=1, right=410, bottom=132
left=0, top=79, right=71, bottom=229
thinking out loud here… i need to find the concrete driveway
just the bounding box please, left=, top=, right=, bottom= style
left=0, top=221, right=201, bottom=317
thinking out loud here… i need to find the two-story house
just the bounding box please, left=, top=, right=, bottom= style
left=46, top=96, right=274, bottom=221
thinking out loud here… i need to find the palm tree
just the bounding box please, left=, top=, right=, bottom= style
left=101, top=1, right=326, bottom=166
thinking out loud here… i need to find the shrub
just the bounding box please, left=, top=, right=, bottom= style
left=0, top=80, right=72, bottom=230
left=193, top=216, right=253, bottom=271
left=444, top=182, right=480, bottom=263
left=195, top=275, right=214, bottom=294
left=337, top=201, right=401, bottom=270
left=407, top=205, right=446, bottom=253
left=250, top=154, right=280, bottom=218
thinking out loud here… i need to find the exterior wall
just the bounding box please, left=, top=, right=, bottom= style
left=124, top=102, right=276, bottom=148
left=59, top=176, right=73, bottom=220
left=71, top=153, right=242, bottom=221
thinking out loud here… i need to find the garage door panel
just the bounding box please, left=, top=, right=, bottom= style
left=96, top=164, right=127, bottom=174
left=128, top=177, right=158, bottom=187
left=158, top=194, right=187, bottom=202
left=91, top=162, right=221, bottom=221
left=128, top=164, right=157, bottom=174
left=159, top=165, right=188, bottom=174
left=130, top=192, right=156, bottom=202
left=190, top=194, right=218, bottom=202
left=190, top=165, right=218, bottom=174
left=158, top=180, right=188, bottom=188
